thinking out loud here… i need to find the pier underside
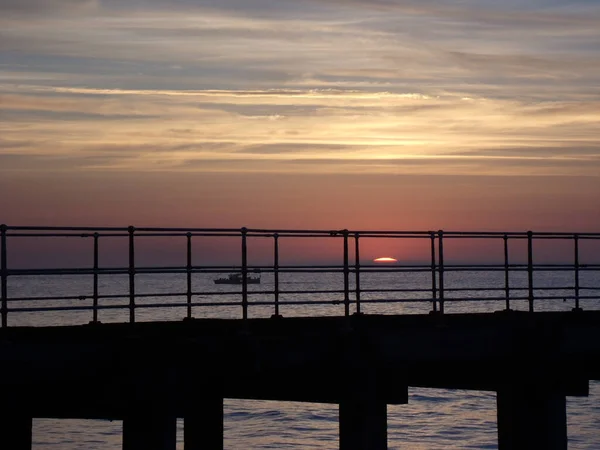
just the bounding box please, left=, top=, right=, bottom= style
left=1, top=311, right=599, bottom=449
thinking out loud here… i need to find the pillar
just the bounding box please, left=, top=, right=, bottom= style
left=122, top=414, right=177, bottom=450
left=339, top=393, right=387, bottom=450
left=0, top=414, right=32, bottom=450
left=184, top=395, right=224, bottom=450
left=497, top=384, right=567, bottom=450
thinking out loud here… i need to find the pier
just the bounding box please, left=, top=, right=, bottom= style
left=1, top=225, right=599, bottom=449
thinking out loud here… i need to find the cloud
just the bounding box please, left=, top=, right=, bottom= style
left=449, top=146, right=600, bottom=159
left=172, top=153, right=600, bottom=177
left=236, top=143, right=357, bottom=154
left=2, top=0, right=599, bottom=99
left=0, top=0, right=99, bottom=16
left=1, top=80, right=599, bottom=177
left=1, top=0, right=600, bottom=181
left=318, top=0, right=600, bottom=29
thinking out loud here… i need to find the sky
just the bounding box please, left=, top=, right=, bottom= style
left=1, top=0, right=599, bottom=246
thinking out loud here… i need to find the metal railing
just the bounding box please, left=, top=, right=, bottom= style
left=1, top=225, right=600, bottom=327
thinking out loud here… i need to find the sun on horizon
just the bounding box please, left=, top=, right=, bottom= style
left=373, top=257, right=398, bottom=263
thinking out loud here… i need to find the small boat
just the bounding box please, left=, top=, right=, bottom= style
left=213, top=272, right=261, bottom=285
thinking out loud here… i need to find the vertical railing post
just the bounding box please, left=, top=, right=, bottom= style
left=354, top=233, right=361, bottom=315
left=1, top=224, right=8, bottom=328
left=241, top=227, right=248, bottom=320
left=92, top=232, right=99, bottom=323
left=438, top=230, right=445, bottom=314
left=186, top=232, right=193, bottom=320
left=272, top=233, right=281, bottom=318
left=573, top=234, right=581, bottom=311
left=343, top=230, right=350, bottom=316
left=527, top=230, right=534, bottom=312
left=504, top=234, right=511, bottom=311
left=128, top=226, right=136, bottom=323
left=430, top=232, right=437, bottom=313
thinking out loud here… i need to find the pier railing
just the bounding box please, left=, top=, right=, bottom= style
left=1, top=225, right=599, bottom=327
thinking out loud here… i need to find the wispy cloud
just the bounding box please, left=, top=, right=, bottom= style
left=2, top=81, right=599, bottom=175
left=1, top=0, right=599, bottom=180
left=0, top=0, right=100, bottom=16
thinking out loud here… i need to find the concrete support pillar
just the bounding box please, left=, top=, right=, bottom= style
left=339, top=393, right=387, bottom=450
left=497, top=385, right=567, bottom=450
left=0, top=414, right=32, bottom=450
left=122, top=414, right=177, bottom=450
left=184, top=395, right=224, bottom=450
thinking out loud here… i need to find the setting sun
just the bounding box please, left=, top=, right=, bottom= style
left=373, top=257, right=398, bottom=263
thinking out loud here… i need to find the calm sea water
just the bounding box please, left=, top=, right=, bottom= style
left=5, top=270, right=600, bottom=449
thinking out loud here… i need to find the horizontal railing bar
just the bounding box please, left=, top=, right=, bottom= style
left=7, top=269, right=129, bottom=276
left=6, top=232, right=245, bottom=238
left=249, top=228, right=432, bottom=235
left=7, top=302, right=240, bottom=313
left=246, top=233, right=342, bottom=238
left=438, top=235, right=557, bottom=239
left=204, top=299, right=348, bottom=306
left=358, top=286, right=600, bottom=292
left=340, top=234, right=434, bottom=239
left=425, top=266, right=600, bottom=272
left=121, top=301, right=243, bottom=308
left=197, top=290, right=345, bottom=296
left=136, top=232, right=243, bottom=237
left=6, top=264, right=599, bottom=277
left=8, top=305, right=126, bottom=312
left=242, top=300, right=348, bottom=306
left=6, top=234, right=599, bottom=245
left=6, top=226, right=130, bottom=232
left=9, top=292, right=600, bottom=305
left=262, top=298, right=425, bottom=305
left=135, top=227, right=254, bottom=233
left=439, top=296, right=600, bottom=302
left=359, top=286, right=597, bottom=293
left=6, top=226, right=242, bottom=233
left=5, top=225, right=600, bottom=237
left=6, top=233, right=125, bottom=238
left=358, top=295, right=600, bottom=303
left=248, top=229, right=597, bottom=237
left=8, top=286, right=600, bottom=303
left=5, top=291, right=343, bottom=301
left=9, top=295, right=600, bottom=314
left=186, top=301, right=241, bottom=307
left=4, top=266, right=342, bottom=274
left=355, top=296, right=600, bottom=304
left=440, top=231, right=600, bottom=237
left=8, top=264, right=600, bottom=276
left=358, top=298, right=481, bottom=304
left=9, top=295, right=97, bottom=302
left=7, top=299, right=346, bottom=313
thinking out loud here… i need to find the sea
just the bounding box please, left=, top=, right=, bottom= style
left=5, top=269, right=600, bottom=449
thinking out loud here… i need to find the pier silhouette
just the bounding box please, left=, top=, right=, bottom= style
left=1, top=225, right=599, bottom=449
